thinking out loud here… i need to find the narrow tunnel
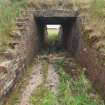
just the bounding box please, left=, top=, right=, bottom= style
left=35, top=16, right=81, bottom=56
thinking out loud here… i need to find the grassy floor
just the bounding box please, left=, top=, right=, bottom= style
left=54, top=60, right=105, bottom=105
left=90, top=0, right=105, bottom=17
left=30, top=62, right=57, bottom=105
left=30, top=59, right=105, bottom=105
left=31, top=83, right=57, bottom=105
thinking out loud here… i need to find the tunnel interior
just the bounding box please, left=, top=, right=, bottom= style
left=46, top=24, right=60, bottom=48
left=35, top=16, right=80, bottom=56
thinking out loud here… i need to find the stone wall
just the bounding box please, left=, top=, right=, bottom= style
left=67, top=17, right=81, bottom=57
left=0, top=9, right=40, bottom=104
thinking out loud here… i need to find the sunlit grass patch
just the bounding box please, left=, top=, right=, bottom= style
left=30, top=62, right=57, bottom=105
left=0, top=47, right=7, bottom=53
left=54, top=60, right=105, bottom=105
left=30, top=84, right=57, bottom=105
left=90, top=0, right=105, bottom=17
left=47, top=29, right=59, bottom=41
left=0, top=0, right=28, bottom=44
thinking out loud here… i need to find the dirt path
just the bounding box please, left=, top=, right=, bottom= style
left=17, top=62, right=60, bottom=105
left=17, top=64, right=43, bottom=105
left=46, top=64, right=59, bottom=95
left=3, top=53, right=105, bottom=105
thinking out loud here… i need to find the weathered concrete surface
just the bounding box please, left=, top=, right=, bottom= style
left=67, top=17, right=81, bottom=56
left=0, top=9, right=40, bottom=103
left=34, top=9, right=78, bottom=17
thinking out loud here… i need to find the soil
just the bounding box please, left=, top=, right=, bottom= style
left=17, top=64, right=43, bottom=105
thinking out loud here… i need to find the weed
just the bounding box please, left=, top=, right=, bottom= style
left=0, top=0, right=27, bottom=44
left=90, top=0, right=105, bottom=17
left=30, top=62, right=57, bottom=105
left=0, top=47, right=6, bottom=53
left=31, top=84, right=57, bottom=105
left=54, top=60, right=105, bottom=105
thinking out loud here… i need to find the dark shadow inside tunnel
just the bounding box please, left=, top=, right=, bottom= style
left=35, top=16, right=81, bottom=56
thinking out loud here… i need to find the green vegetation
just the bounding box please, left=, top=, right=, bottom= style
left=47, top=29, right=59, bottom=42
left=30, top=62, right=57, bottom=105
left=54, top=60, right=105, bottom=105
left=90, top=0, right=105, bottom=17
left=0, top=47, right=7, bottom=53
left=31, top=59, right=105, bottom=105
left=0, top=0, right=28, bottom=44
left=45, top=28, right=61, bottom=53
left=31, top=84, right=57, bottom=105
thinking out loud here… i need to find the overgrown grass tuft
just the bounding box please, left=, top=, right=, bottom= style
left=30, top=62, right=57, bottom=105
left=54, top=60, right=105, bottom=105
left=30, top=59, right=105, bottom=105
left=0, top=0, right=28, bottom=44
left=90, top=0, right=105, bottom=17
left=31, top=84, right=57, bottom=105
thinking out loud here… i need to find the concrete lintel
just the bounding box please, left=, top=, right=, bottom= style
left=25, top=9, right=79, bottom=17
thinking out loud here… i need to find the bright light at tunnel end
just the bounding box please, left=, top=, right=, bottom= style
left=47, top=25, right=60, bottom=30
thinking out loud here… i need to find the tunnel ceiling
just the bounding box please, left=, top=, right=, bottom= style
left=36, top=17, right=77, bottom=24
left=34, top=9, right=78, bottom=17
left=34, top=9, right=78, bottom=24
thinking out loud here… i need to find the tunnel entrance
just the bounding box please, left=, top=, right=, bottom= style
left=45, top=25, right=61, bottom=52
left=46, top=25, right=60, bottom=43
left=35, top=16, right=81, bottom=56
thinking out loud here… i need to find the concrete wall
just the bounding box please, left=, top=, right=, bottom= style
left=67, top=17, right=81, bottom=57
left=61, top=17, right=81, bottom=57
left=17, top=15, right=39, bottom=65
left=0, top=11, right=40, bottom=103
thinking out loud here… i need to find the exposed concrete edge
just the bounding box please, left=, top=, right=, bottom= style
left=25, top=9, right=79, bottom=17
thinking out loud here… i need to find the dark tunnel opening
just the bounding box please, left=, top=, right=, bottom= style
left=35, top=16, right=81, bottom=56
left=45, top=25, right=61, bottom=51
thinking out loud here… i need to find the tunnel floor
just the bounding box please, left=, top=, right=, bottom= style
left=4, top=48, right=105, bottom=105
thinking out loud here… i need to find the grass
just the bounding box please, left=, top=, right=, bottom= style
left=90, top=0, right=105, bottom=17
left=30, top=61, right=57, bottom=105
left=54, top=60, right=105, bottom=105
left=30, top=58, right=105, bottom=105
left=47, top=29, right=59, bottom=41
left=0, top=0, right=28, bottom=44
left=46, top=29, right=63, bottom=53
left=31, top=84, right=57, bottom=105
